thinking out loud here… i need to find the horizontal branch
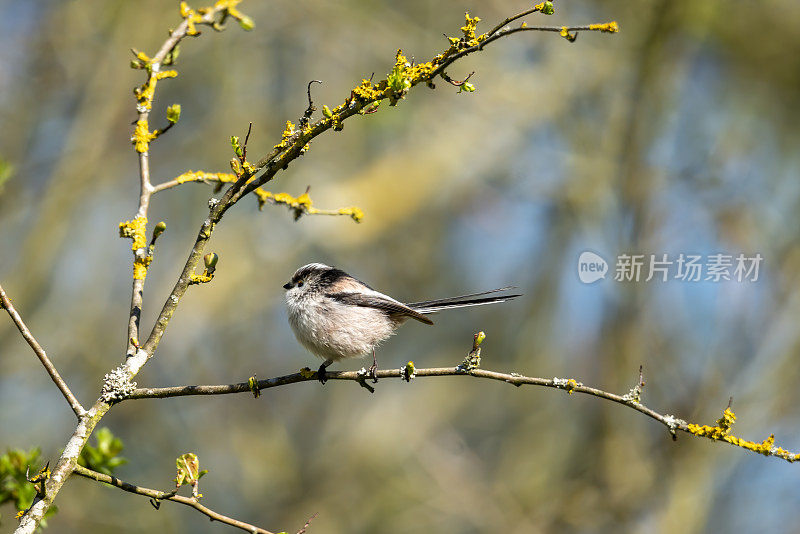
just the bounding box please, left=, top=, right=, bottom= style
left=0, top=283, right=85, bottom=418
left=73, top=465, right=275, bottom=534
left=126, top=364, right=800, bottom=463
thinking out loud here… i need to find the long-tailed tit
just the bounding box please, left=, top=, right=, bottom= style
left=283, top=263, right=520, bottom=383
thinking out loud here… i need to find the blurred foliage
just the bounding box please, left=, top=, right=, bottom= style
left=77, top=427, right=127, bottom=476
left=0, top=157, right=13, bottom=196
left=0, top=448, right=57, bottom=528
left=1, top=0, right=800, bottom=533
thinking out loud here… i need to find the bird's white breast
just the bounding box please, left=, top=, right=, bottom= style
left=286, top=294, right=398, bottom=361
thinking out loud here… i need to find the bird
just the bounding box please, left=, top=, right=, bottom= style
left=282, top=262, right=520, bottom=383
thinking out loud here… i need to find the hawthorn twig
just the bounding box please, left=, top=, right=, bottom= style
left=125, top=365, right=800, bottom=464
left=237, top=23, right=617, bottom=202
left=72, top=465, right=275, bottom=534
left=125, top=2, right=230, bottom=360
left=0, top=284, right=85, bottom=418
left=15, top=7, right=620, bottom=533
left=441, top=70, right=475, bottom=87
left=296, top=512, right=318, bottom=534
left=486, top=5, right=551, bottom=37
left=15, top=6, right=239, bottom=534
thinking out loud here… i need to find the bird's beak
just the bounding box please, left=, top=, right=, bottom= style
left=282, top=282, right=292, bottom=290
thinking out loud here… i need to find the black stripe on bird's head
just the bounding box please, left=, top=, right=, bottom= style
left=284, top=263, right=352, bottom=290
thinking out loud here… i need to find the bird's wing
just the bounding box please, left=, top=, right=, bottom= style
left=326, top=292, right=434, bottom=325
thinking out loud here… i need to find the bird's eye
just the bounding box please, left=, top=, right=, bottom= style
left=297, top=280, right=304, bottom=287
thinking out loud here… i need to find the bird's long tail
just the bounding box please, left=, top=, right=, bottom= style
left=407, top=287, right=521, bottom=314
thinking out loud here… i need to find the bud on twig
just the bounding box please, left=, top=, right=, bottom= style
left=203, top=252, right=218, bottom=274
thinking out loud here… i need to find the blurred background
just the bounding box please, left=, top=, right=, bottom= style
left=2, top=0, right=799, bottom=532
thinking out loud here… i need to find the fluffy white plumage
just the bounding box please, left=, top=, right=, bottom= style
left=283, top=263, right=519, bottom=366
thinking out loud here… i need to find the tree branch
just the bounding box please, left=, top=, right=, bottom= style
left=14, top=6, right=243, bottom=534
left=14, top=6, right=621, bottom=533
left=124, top=2, right=237, bottom=359
left=72, top=465, right=275, bottom=534
left=0, top=283, right=85, bottom=418
left=237, top=22, right=618, bottom=201
left=125, top=364, right=800, bottom=464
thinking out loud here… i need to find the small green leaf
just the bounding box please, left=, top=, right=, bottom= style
left=458, top=82, right=476, bottom=93
left=231, top=136, right=243, bottom=158
left=166, top=104, right=181, bottom=124
left=175, top=453, right=204, bottom=486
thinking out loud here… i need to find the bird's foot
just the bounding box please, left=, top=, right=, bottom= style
left=368, top=350, right=379, bottom=383
left=368, top=361, right=379, bottom=384
left=317, top=363, right=328, bottom=385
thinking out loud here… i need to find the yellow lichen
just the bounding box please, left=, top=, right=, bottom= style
left=131, top=120, right=158, bottom=153
left=291, top=191, right=313, bottom=209
left=460, top=12, right=484, bottom=46
left=181, top=1, right=254, bottom=34
left=352, top=78, right=385, bottom=101
left=273, top=120, right=297, bottom=150
left=331, top=113, right=343, bottom=131
left=253, top=188, right=272, bottom=207
left=406, top=62, right=436, bottom=84
left=299, top=367, right=315, bottom=379
left=589, top=21, right=619, bottom=33
left=179, top=1, right=203, bottom=36
left=337, top=206, right=364, bottom=223
left=175, top=170, right=237, bottom=185
left=119, top=216, right=148, bottom=251
left=685, top=407, right=800, bottom=461
left=254, top=189, right=363, bottom=223
left=214, top=0, right=254, bottom=30
left=133, top=256, right=153, bottom=281
left=687, top=407, right=736, bottom=439
left=119, top=216, right=151, bottom=280
left=566, top=378, right=578, bottom=394
left=189, top=272, right=214, bottom=285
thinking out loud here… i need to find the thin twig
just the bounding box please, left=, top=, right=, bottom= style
left=125, top=367, right=675, bottom=428
left=296, top=512, right=318, bottom=534
left=486, top=6, right=547, bottom=37
left=124, top=365, right=800, bottom=463
left=126, top=3, right=234, bottom=359
left=73, top=465, right=275, bottom=534
left=242, top=122, right=253, bottom=162
left=441, top=71, right=475, bottom=87
left=0, top=283, right=85, bottom=418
